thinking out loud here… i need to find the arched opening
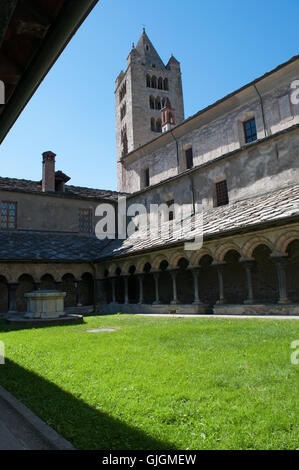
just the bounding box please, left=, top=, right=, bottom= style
left=222, top=250, right=247, bottom=304
left=151, top=118, right=156, bottom=132
left=155, top=96, right=161, bottom=110
left=158, top=77, right=163, bottom=90
left=164, top=78, right=169, bottom=91
left=16, top=274, right=35, bottom=312
left=128, top=265, right=138, bottom=304
left=151, top=76, right=157, bottom=89
left=156, top=119, right=162, bottom=133
left=158, top=260, right=172, bottom=304
left=286, top=239, right=299, bottom=302
left=81, top=273, right=94, bottom=306
left=143, top=263, right=155, bottom=304
left=252, top=245, right=278, bottom=303
left=115, top=267, right=125, bottom=304
left=62, top=274, right=76, bottom=307
left=198, top=255, right=218, bottom=306
left=176, top=258, right=193, bottom=304
left=0, top=276, right=8, bottom=313
left=146, top=74, right=151, bottom=87
left=40, top=274, right=56, bottom=290
left=149, top=95, right=155, bottom=109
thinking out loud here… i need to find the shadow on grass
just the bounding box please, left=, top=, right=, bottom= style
left=0, top=319, right=86, bottom=332
left=0, top=359, right=175, bottom=450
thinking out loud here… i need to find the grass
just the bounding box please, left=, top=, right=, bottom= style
left=0, top=314, right=298, bottom=450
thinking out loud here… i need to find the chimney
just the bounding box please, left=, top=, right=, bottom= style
left=42, top=151, right=56, bottom=192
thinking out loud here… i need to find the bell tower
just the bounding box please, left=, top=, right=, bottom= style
left=115, top=29, right=184, bottom=191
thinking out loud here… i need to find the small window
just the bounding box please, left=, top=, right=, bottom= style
left=215, top=180, right=229, bottom=207
left=243, top=118, right=257, bottom=143
left=185, top=147, right=193, bottom=169
left=144, top=168, right=150, bottom=187
left=1, top=201, right=17, bottom=230
left=120, top=102, right=126, bottom=120
left=79, top=208, right=92, bottom=233
left=166, top=199, right=174, bottom=221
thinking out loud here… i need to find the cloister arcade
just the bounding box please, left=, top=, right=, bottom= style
left=98, top=228, right=299, bottom=315
left=0, top=268, right=94, bottom=314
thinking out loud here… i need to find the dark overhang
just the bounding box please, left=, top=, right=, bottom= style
left=0, top=0, right=99, bottom=144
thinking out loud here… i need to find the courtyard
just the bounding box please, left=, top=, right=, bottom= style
left=0, top=314, right=298, bottom=450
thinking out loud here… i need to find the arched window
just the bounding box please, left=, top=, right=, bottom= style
left=155, top=96, right=161, bottom=110
left=149, top=96, right=155, bottom=109
left=164, top=78, right=169, bottom=91
left=156, top=119, right=162, bottom=133
left=158, top=77, right=163, bottom=90
left=169, top=112, right=174, bottom=124
left=151, top=76, right=157, bottom=89
left=161, top=97, right=166, bottom=108
left=151, top=118, right=156, bottom=132
left=146, top=75, right=151, bottom=87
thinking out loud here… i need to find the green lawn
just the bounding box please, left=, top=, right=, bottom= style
left=0, top=315, right=298, bottom=450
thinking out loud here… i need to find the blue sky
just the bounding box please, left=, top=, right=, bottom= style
left=0, top=0, right=298, bottom=190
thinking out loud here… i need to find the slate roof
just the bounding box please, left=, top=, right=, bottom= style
left=0, top=232, right=109, bottom=262
left=0, top=184, right=298, bottom=262
left=0, top=176, right=124, bottom=202
left=97, top=183, right=299, bottom=260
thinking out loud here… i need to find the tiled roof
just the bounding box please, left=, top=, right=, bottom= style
left=97, top=184, right=299, bottom=260
left=0, top=177, right=124, bottom=202
left=0, top=232, right=109, bottom=262
left=0, top=184, right=298, bottom=263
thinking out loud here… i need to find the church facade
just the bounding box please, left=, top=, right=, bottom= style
left=0, top=30, right=299, bottom=316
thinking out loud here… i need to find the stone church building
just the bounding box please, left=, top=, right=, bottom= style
left=1, top=28, right=299, bottom=316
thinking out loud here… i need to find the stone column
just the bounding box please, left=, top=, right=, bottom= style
left=215, top=264, right=225, bottom=305
left=123, top=276, right=129, bottom=304
left=190, top=268, right=203, bottom=305
left=35, top=281, right=41, bottom=291
left=170, top=270, right=179, bottom=305
left=75, top=280, right=82, bottom=307
left=111, top=278, right=116, bottom=304
left=138, top=274, right=144, bottom=305
left=153, top=272, right=161, bottom=305
left=274, top=257, right=291, bottom=304
left=242, top=261, right=255, bottom=304
left=8, top=283, right=18, bottom=313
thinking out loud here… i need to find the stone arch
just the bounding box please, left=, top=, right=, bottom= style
left=16, top=274, right=35, bottom=312
left=135, top=258, right=149, bottom=274
left=275, top=231, right=299, bottom=256
left=151, top=76, right=157, bottom=88
left=40, top=273, right=56, bottom=290
left=169, top=251, right=186, bottom=269
left=152, top=254, right=169, bottom=271
left=214, top=242, right=242, bottom=264
left=149, top=95, right=155, bottom=109
left=158, top=77, right=163, bottom=90
left=242, top=236, right=274, bottom=260
left=189, top=248, right=213, bottom=267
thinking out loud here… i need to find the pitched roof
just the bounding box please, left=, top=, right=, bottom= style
left=0, top=176, right=125, bottom=202
left=96, top=183, right=299, bottom=261
left=0, top=232, right=109, bottom=262
left=135, top=29, right=165, bottom=69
